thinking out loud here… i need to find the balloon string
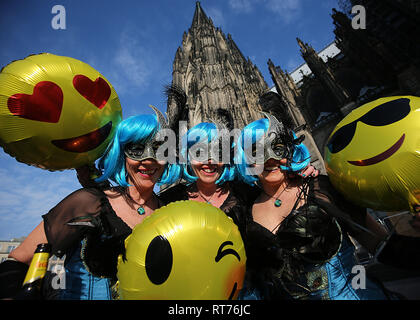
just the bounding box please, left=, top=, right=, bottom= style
left=372, top=212, right=409, bottom=262
left=379, top=211, right=410, bottom=221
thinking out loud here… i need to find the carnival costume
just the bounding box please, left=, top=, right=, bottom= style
left=0, top=111, right=181, bottom=300
left=159, top=181, right=254, bottom=236
left=42, top=187, right=131, bottom=299
left=238, top=176, right=392, bottom=300
left=158, top=117, right=255, bottom=234
left=48, top=111, right=179, bottom=299
left=234, top=108, right=395, bottom=300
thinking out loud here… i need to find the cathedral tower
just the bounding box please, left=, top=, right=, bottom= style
left=297, top=37, right=351, bottom=110
left=167, top=2, right=268, bottom=130
left=267, top=59, right=326, bottom=174
left=267, top=59, right=306, bottom=128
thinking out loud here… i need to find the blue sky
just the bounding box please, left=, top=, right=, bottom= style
left=0, top=0, right=339, bottom=239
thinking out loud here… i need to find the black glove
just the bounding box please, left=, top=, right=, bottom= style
left=0, top=259, right=29, bottom=299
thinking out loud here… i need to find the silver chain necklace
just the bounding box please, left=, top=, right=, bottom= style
left=197, top=189, right=217, bottom=204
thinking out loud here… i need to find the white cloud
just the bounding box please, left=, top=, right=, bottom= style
left=228, top=0, right=303, bottom=23
left=111, top=28, right=152, bottom=95
left=265, top=0, right=302, bottom=23
left=228, top=0, right=254, bottom=13
left=0, top=153, right=81, bottom=239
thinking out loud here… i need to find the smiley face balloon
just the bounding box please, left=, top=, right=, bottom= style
left=116, top=200, right=246, bottom=300
left=0, top=53, right=122, bottom=170
left=325, top=96, right=420, bottom=213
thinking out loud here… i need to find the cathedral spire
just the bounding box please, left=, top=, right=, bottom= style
left=297, top=37, right=317, bottom=56
left=267, top=59, right=306, bottom=128
left=296, top=37, right=308, bottom=53
left=297, top=37, right=351, bottom=107
left=167, top=1, right=268, bottom=130
left=191, top=1, right=210, bottom=29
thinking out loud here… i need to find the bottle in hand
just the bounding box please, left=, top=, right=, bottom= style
left=14, top=243, right=51, bottom=300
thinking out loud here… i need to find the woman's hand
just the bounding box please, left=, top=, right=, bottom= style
left=76, top=164, right=109, bottom=188
left=288, top=164, right=319, bottom=179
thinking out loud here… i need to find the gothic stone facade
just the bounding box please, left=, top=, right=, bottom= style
left=167, top=2, right=268, bottom=130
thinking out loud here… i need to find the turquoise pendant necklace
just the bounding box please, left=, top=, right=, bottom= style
left=274, top=199, right=282, bottom=207
left=137, top=206, right=146, bottom=215
left=135, top=195, right=155, bottom=215
left=262, top=186, right=287, bottom=208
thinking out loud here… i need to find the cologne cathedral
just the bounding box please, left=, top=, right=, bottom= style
left=166, top=1, right=267, bottom=130
left=166, top=1, right=420, bottom=173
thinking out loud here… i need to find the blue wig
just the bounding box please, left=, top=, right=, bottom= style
left=234, top=118, right=311, bottom=186
left=180, top=122, right=236, bottom=185
left=95, top=114, right=181, bottom=187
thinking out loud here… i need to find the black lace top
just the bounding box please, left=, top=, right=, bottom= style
left=42, top=188, right=135, bottom=280
left=240, top=175, right=371, bottom=299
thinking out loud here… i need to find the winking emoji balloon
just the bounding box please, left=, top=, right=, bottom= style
left=116, top=200, right=246, bottom=300
left=0, top=53, right=122, bottom=170
left=324, top=96, right=420, bottom=213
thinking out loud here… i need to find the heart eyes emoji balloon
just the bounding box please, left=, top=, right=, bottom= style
left=0, top=53, right=122, bottom=170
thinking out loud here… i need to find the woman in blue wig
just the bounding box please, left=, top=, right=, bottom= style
left=157, top=83, right=248, bottom=226
left=234, top=108, right=400, bottom=300
left=159, top=120, right=246, bottom=227
left=0, top=108, right=181, bottom=300
left=159, top=120, right=315, bottom=228
left=159, top=86, right=317, bottom=235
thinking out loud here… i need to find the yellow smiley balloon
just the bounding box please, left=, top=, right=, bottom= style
left=0, top=53, right=122, bottom=170
left=324, top=96, right=420, bottom=213
left=116, top=200, right=246, bottom=300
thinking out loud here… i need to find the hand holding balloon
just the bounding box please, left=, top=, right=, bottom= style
left=75, top=163, right=110, bottom=189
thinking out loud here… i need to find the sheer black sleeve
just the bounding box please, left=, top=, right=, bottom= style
left=226, top=182, right=259, bottom=236
left=311, top=175, right=368, bottom=234
left=42, top=188, right=104, bottom=257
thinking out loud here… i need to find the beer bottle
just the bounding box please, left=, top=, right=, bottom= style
left=14, top=243, right=51, bottom=300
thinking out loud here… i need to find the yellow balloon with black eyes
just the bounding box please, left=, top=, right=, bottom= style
left=116, top=201, right=246, bottom=300
left=0, top=53, right=122, bottom=170
left=324, top=96, right=420, bottom=213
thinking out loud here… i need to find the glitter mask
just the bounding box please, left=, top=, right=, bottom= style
left=245, top=112, right=297, bottom=165
left=188, top=140, right=225, bottom=163
left=188, top=118, right=231, bottom=164
left=124, top=140, right=164, bottom=162
left=124, top=105, right=169, bottom=163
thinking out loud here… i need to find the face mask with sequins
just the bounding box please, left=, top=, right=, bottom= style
left=124, top=105, right=170, bottom=164
left=188, top=119, right=232, bottom=164
left=244, top=112, right=298, bottom=165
